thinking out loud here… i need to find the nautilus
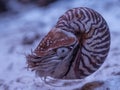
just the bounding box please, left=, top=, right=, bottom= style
left=26, top=7, right=110, bottom=79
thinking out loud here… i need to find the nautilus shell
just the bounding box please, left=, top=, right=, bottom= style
left=26, top=7, right=110, bottom=79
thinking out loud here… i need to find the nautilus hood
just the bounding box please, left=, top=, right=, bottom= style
left=34, top=28, right=77, bottom=57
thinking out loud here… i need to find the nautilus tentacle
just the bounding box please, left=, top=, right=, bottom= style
left=26, top=7, right=110, bottom=79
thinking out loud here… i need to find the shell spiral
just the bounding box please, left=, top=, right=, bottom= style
left=55, top=7, right=110, bottom=78
left=27, top=7, right=110, bottom=79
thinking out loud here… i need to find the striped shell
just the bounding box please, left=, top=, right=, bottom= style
left=26, top=7, right=110, bottom=79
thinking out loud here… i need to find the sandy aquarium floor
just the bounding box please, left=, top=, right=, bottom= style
left=0, top=0, right=120, bottom=90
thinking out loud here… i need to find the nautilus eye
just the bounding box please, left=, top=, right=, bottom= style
left=26, top=7, right=110, bottom=80
left=56, top=47, right=70, bottom=58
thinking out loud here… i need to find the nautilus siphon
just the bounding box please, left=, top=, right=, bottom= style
left=26, top=7, right=110, bottom=79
